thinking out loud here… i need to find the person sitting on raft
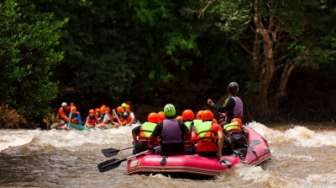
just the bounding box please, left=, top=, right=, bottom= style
left=207, top=81, right=244, bottom=124
left=207, top=81, right=247, bottom=155
left=52, top=102, right=71, bottom=129
left=69, top=106, right=82, bottom=125
left=223, top=118, right=247, bottom=156
left=157, top=111, right=165, bottom=123
left=132, top=112, right=160, bottom=154
left=95, top=108, right=103, bottom=124
left=182, top=109, right=196, bottom=154
left=115, top=106, right=125, bottom=125
left=192, top=110, right=224, bottom=157
left=119, top=103, right=136, bottom=126
left=97, top=107, right=114, bottom=128
left=57, top=102, right=70, bottom=121
left=152, top=104, right=189, bottom=164
left=85, top=109, right=98, bottom=128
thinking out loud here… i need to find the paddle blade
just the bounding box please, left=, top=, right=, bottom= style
left=101, top=148, right=119, bottom=157
left=97, top=158, right=125, bottom=172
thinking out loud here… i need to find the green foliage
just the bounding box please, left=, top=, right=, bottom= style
left=0, top=0, right=65, bottom=120
left=133, top=0, right=199, bottom=85
left=208, top=0, right=250, bottom=39
left=1, top=0, right=336, bottom=125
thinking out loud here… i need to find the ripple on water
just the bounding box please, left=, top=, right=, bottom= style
left=1, top=122, right=336, bottom=188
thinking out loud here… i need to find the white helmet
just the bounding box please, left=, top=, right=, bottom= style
left=61, top=102, right=67, bottom=107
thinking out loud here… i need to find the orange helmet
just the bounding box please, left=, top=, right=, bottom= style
left=231, top=118, right=243, bottom=127
left=202, top=110, right=214, bottom=121
left=196, top=110, right=204, bottom=120
left=147, top=112, right=159, bottom=123
left=100, top=105, right=106, bottom=112
left=116, top=106, right=124, bottom=113
left=182, top=109, right=194, bottom=121
left=89, top=109, right=95, bottom=114
left=176, top=115, right=183, bottom=121
left=157, top=111, right=165, bottom=122
left=105, top=107, right=110, bottom=113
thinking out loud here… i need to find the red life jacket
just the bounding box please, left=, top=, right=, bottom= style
left=86, top=116, right=97, bottom=126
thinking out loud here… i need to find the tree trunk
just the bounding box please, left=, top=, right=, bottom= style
left=253, top=0, right=277, bottom=116
left=272, top=61, right=296, bottom=111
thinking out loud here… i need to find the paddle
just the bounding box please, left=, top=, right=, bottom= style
left=97, top=158, right=121, bottom=172
left=97, top=146, right=160, bottom=173
left=101, top=146, right=133, bottom=157
left=112, top=109, right=123, bottom=127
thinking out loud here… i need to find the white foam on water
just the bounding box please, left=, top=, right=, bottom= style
left=247, top=122, right=336, bottom=148
left=0, top=129, right=39, bottom=151
left=247, top=122, right=291, bottom=144
left=216, top=164, right=301, bottom=188
left=274, top=153, right=315, bottom=161
left=1, top=121, right=335, bottom=152
left=285, top=126, right=336, bottom=147
left=236, top=165, right=271, bottom=182
left=303, top=170, right=336, bottom=188
left=0, top=125, right=137, bottom=151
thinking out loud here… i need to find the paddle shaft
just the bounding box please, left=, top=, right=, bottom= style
left=112, top=109, right=122, bottom=126
left=102, top=146, right=134, bottom=157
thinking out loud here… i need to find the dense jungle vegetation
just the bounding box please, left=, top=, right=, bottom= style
left=0, top=0, right=335, bottom=127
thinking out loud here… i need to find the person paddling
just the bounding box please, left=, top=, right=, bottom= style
left=69, top=106, right=82, bottom=125
left=132, top=112, right=159, bottom=154
left=52, top=102, right=70, bottom=129
left=152, top=104, right=188, bottom=165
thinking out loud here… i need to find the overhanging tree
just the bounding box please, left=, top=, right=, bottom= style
left=202, top=0, right=336, bottom=116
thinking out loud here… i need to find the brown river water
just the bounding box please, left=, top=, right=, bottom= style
left=0, top=122, right=336, bottom=188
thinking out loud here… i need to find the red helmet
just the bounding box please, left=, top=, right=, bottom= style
left=196, top=110, right=204, bottom=120
left=202, top=110, right=214, bottom=121
left=147, top=112, right=159, bottom=123
left=182, top=109, right=194, bottom=121
left=157, top=111, right=165, bottom=123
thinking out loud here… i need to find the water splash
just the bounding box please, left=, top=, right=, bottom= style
left=247, top=122, right=336, bottom=147
left=0, top=125, right=136, bottom=151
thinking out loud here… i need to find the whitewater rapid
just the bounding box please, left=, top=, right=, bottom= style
left=0, top=122, right=336, bottom=188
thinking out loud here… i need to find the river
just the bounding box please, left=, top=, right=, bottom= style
left=0, top=122, right=336, bottom=188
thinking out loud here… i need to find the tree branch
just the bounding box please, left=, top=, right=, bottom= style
left=197, top=0, right=217, bottom=18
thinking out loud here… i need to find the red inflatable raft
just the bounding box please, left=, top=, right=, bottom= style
left=127, top=126, right=271, bottom=177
